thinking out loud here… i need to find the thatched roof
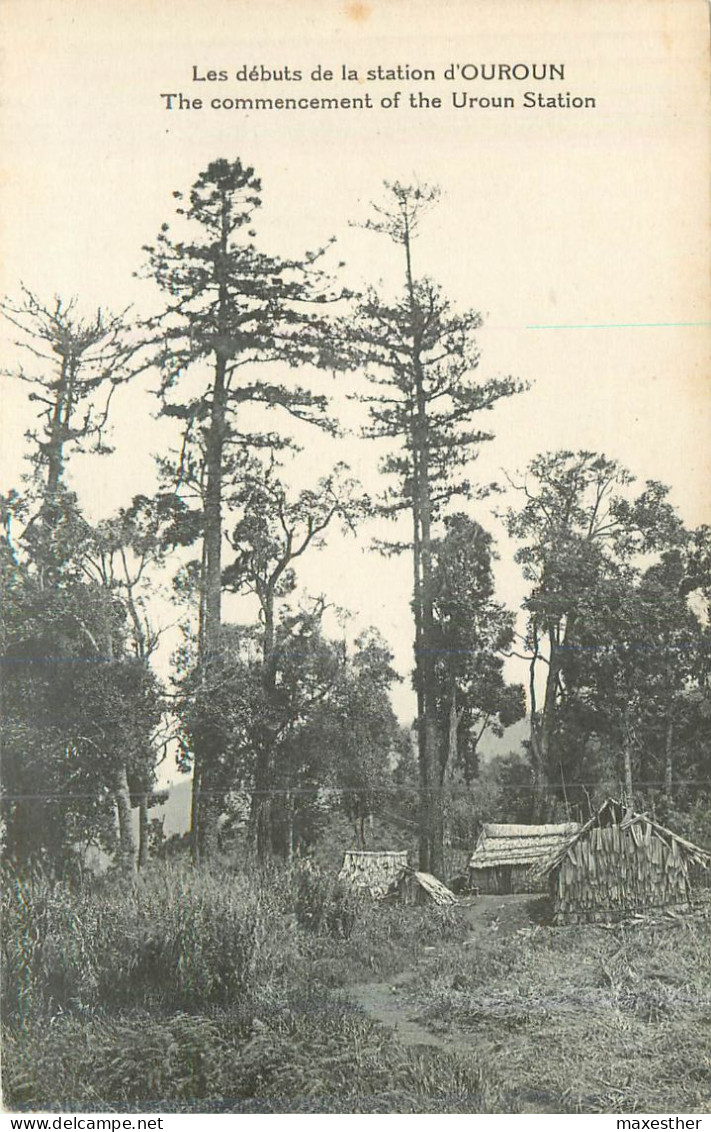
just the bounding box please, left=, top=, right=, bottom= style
left=469, top=822, right=580, bottom=871
left=537, top=799, right=710, bottom=879
left=409, top=871, right=458, bottom=905
left=383, top=868, right=458, bottom=905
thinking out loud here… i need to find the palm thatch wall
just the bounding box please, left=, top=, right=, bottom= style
left=468, top=822, right=580, bottom=894
left=540, top=799, right=710, bottom=924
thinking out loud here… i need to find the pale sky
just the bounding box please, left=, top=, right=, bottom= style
left=1, top=0, right=709, bottom=770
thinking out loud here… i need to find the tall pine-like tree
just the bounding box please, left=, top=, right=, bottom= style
left=341, top=182, right=524, bottom=876
left=143, top=158, right=343, bottom=859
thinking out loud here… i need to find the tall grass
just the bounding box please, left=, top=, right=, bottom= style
left=2, top=863, right=299, bottom=1023
left=2, top=1004, right=502, bottom=1113
left=1, top=859, right=468, bottom=1026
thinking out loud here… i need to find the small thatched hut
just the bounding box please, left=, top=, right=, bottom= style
left=339, top=850, right=457, bottom=905
left=538, top=799, right=710, bottom=924
left=339, top=850, right=409, bottom=899
left=468, top=822, right=580, bottom=894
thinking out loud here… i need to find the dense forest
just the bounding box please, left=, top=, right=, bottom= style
left=2, top=157, right=710, bottom=880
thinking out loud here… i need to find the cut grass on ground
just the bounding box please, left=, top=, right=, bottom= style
left=391, top=900, right=711, bottom=1113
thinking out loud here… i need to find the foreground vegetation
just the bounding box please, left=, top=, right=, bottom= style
left=402, top=905, right=711, bottom=1112
left=3, top=861, right=710, bottom=1114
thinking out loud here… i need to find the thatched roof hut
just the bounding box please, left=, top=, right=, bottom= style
left=339, top=851, right=457, bottom=905
left=538, top=799, right=710, bottom=924
left=339, top=850, right=409, bottom=898
left=468, top=822, right=580, bottom=894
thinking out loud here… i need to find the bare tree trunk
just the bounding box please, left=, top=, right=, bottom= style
left=412, top=499, right=431, bottom=872
left=192, top=727, right=223, bottom=862
left=413, top=333, right=444, bottom=876
left=192, top=203, right=230, bottom=861
left=445, top=680, right=463, bottom=781
left=190, top=761, right=202, bottom=865
left=44, top=356, right=75, bottom=504
left=36, top=353, right=77, bottom=590
left=251, top=591, right=277, bottom=861
left=423, top=713, right=445, bottom=878
left=622, top=741, right=633, bottom=799
left=194, top=354, right=225, bottom=860
left=285, top=795, right=296, bottom=862
left=395, top=210, right=445, bottom=878
left=198, top=796, right=221, bottom=859
left=137, top=794, right=149, bottom=869
left=528, top=642, right=551, bottom=822
left=114, top=764, right=136, bottom=872
left=530, top=617, right=575, bottom=821
left=534, top=632, right=562, bottom=820
left=664, top=716, right=674, bottom=797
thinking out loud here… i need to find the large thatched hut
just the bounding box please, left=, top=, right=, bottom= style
left=538, top=799, right=710, bottom=924
left=468, top=822, right=580, bottom=894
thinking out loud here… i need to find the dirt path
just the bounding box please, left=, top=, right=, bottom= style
left=460, top=892, right=547, bottom=936
left=346, top=895, right=543, bottom=1053
left=346, top=980, right=454, bottom=1050
left=344, top=895, right=583, bottom=1113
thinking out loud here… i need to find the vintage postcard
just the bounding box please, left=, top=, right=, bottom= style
left=1, top=0, right=710, bottom=1119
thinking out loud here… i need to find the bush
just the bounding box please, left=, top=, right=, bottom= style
left=5, top=858, right=710, bottom=1113
left=291, top=863, right=359, bottom=939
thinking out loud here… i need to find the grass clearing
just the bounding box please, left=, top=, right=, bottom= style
left=2, top=863, right=709, bottom=1113
left=394, top=900, right=711, bottom=1112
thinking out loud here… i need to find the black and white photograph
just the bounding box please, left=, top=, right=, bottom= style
left=1, top=0, right=710, bottom=1119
